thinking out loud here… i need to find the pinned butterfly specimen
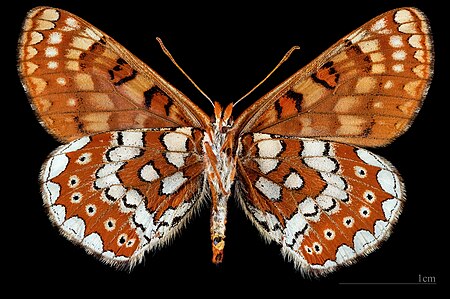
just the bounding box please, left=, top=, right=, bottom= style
left=18, top=6, right=433, bottom=276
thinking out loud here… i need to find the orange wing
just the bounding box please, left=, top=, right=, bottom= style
left=235, top=7, right=433, bottom=147
left=18, top=7, right=210, bottom=143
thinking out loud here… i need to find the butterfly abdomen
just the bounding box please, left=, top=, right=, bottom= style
left=204, top=103, right=237, bottom=263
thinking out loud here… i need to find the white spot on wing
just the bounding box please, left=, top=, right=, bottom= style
left=335, top=244, right=356, bottom=264
left=304, top=157, right=337, bottom=172
left=60, top=136, right=91, bottom=154
left=382, top=198, right=401, bottom=220
left=163, top=132, right=188, bottom=151
left=353, top=230, right=376, bottom=254
left=161, top=172, right=187, bottom=195
left=48, top=32, right=63, bottom=44
left=355, top=149, right=388, bottom=168
left=45, top=46, right=58, bottom=57
left=140, top=163, right=160, bottom=182
left=284, top=172, right=304, bottom=190
left=255, top=177, right=281, bottom=201
left=107, top=147, right=142, bottom=161
left=389, top=35, right=404, bottom=48
left=119, top=132, right=144, bottom=147
left=374, top=220, right=389, bottom=239
left=377, top=170, right=401, bottom=197
left=165, top=152, right=188, bottom=168
left=43, top=154, right=69, bottom=180
left=301, top=140, right=326, bottom=157
left=49, top=205, right=65, bottom=225
left=257, top=139, right=283, bottom=158
left=42, top=182, right=61, bottom=205
left=254, top=158, right=279, bottom=174
left=284, top=210, right=308, bottom=247
left=96, top=162, right=125, bottom=178
left=62, top=216, right=86, bottom=241
left=82, top=233, right=104, bottom=254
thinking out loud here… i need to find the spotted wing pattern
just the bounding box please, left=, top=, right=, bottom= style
left=234, top=7, right=432, bottom=275
left=236, top=133, right=403, bottom=275
left=18, top=7, right=209, bottom=143
left=41, top=128, right=206, bottom=267
left=235, top=8, right=433, bottom=147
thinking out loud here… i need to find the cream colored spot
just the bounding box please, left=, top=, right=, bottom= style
left=371, top=63, right=386, bottom=74
left=332, top=52, right=348, bottom=63
left=30, top=77, right=47, bottom=94
left=408, top=35, right=423, bottom=48
left=47, top=61, right=58, bottom=69
left=48, top=32, right=63, bottom=44
left=65, top=49, right=83, bottom=59
left=38, top=98, right=52, bottom=112
left=404, top=80, right=422, bottom=97
left=35, top=19, right=55, bottom=30
left=25, top=62, right=39, bottom=75
left=75, top=73, right=95, bottom=90
left=83, top=27, right=102, bottom=41
left=392, top=50, right=407, bottom=61
left=65, top=17, right=80, bottom=28
left=334, top=96, right=359, bottom=113
left=370, top=52, right=385, bottom=62
left=66, top=61, right=79, bottom=71
left=30, top=31, right=44, bottom=45
left=413, top=65, right=427, bottom=78
left=347, top=28, right=368, bottom=44
left=72, top=36, right=95, bottom=50
left=374, top=101, right=384, bottom=108
left=56, top=77, right=67, bottom=85
left=104, top=218, right=116, bottom=231
left=67, top=98, right=77, bottom=107
left=41, top=8, right=60, bottom=21
left=392, top=64, right=404, bottom=73
left=358, top=39, right=380, bottom=53
left=86, top=94, right=115, bottom=110
left=399, top=22, right=418, bottom=34
left=371, top=18, right=386, bottom=31
left=293, top=78, right=326, bottom=108
left=414, top=50, right=426, bottom=63
left=384, top=80, right=394, bottom=89
left=25, top=46, right=38, bottom=59
left=394, top=9, right=414, bottom=23
left=378, top=29, right=393, bottom=35
left=337, top=115, right=367, bottom=135
left=389, top=35, right=403, bottom=48
left=398, top=101, right=416, bottom=115
left=355, top=77, right=377, bottom=93
left=81, top=113, right=111, bottom=132
left=45, top=46, right=58, bottom=57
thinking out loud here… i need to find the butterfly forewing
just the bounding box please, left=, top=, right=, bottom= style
left=235, top=8, right=432, bottom=147
left=18, top=7, right=209, bottom=143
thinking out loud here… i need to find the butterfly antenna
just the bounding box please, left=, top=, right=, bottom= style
left=233, top=45, right=300, bottom=107
left=156, top=37, right=215, bottom=107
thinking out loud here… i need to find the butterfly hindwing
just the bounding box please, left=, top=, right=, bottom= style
left=18, top=7, right=209, bottom=143
left=236, top=133, right=404, bottom=275
left=235, top=8, right=433, bottom=147
left=41, top=127, right=206, bottom=267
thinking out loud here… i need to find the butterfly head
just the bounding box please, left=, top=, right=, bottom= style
left=212, top=101, right=234, bottom=133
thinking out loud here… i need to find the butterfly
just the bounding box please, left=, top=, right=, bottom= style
left=18, top=6, right=433, bottom=276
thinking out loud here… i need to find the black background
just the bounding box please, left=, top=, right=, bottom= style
left=5, top=0, right=446, bottom=295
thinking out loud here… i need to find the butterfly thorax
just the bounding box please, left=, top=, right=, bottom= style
left=203, top=102, right=237, bottom=263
